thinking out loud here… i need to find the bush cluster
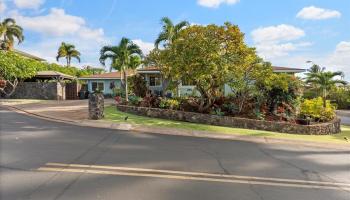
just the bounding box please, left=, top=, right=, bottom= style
left=300, top=97, right=336, bottom=122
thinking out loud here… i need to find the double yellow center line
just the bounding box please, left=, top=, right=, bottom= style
left=38, top=163, right=350, bottom=191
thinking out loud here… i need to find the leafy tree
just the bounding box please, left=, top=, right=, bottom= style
left=0, top=18, right=24, bottom=50
left=306, top=70, right=347, bottom=107
left=155, top=17, right=189, bottom=48
left=0, top=51, right=46, bottom=96
left=227, top=58, right=273, bottom=114
left=56, top=42, right=81, bottom=67
left=329, top=85, right=350, bottom=109
left=162, top=23, right=261, bottom=112
left=99, top=37, right=142, bottom=101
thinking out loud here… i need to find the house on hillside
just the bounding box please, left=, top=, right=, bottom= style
left=14, top=49, right=46, bottom=62
left=137, top=66, right=306, bottom=97
left=79, top=70, right=135, bottom=96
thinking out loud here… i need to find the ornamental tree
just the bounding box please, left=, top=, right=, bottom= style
left=163, top=22, right=266, bottom=112
left=0, top=50, right=46, bottom=96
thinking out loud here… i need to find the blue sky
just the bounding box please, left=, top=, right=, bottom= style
left=0, top=0, right=349, bottom=79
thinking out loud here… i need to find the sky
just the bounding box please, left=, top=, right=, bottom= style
left=0, top=0, right=349, bottom=80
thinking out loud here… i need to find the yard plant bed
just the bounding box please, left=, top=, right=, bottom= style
left=116, top=105, right=341, bottom=135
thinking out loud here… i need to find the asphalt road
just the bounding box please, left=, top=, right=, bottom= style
left=1, top=107, right=350, bottom=200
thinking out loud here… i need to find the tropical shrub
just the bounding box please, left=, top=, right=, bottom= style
left=300, top=97, right=336, bottom=122
left=258, top=74, right=302, bottom=122
left=140, top=95, right=162, bottom=108
left=330, top=86, right=350, bottom=109
left=129, top=74, right=148, bottom=97
left=128, top=95, right=142, bottom=106
left=159, top=98, right=180, bottom=110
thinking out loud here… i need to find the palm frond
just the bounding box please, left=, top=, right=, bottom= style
left=161, top=17, right=174, bottom=28
left=174, top=20, right=189, bottom=32
left=155, top=32, right=168, bottom=48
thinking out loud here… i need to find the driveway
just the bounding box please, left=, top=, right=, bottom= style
left=1, top=107, right=350, bottom=200
left=0, top=99, right=114, bottom=121
left=337, top=110, right=350, bottom=126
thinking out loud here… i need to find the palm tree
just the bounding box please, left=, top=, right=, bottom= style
left=154, top=17, right=189, bottom=48
left=100, top=37, right=143, bottom=101
left=0, top=18, right=24, bottom=50
left=56, top=42, right=81, bottom=67
left=306, top=71, right=347, bottom=108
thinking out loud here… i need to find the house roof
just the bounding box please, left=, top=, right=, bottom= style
left=79, top=70, right=136, bottom=80
left=35, top=71, right=75, bottom=80
left=272, top=66, right=306, bottom=73
left=14, top=49, right=46, bottom=61
left=137, top=66, right=306, bottom=73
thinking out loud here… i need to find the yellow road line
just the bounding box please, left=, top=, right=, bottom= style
left=37, top=167, right=350, bottom=191
left=45, top=162, right=350, bottom=187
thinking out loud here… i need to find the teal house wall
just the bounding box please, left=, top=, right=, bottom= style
left=86, top=79, right=122, bottom=95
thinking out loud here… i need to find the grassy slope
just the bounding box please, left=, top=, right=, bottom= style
left=104, top=106, right=350, bottom=144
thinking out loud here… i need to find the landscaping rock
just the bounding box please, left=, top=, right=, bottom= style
left=89, top=93, right=104, bottom=120
left=116, top=105, right=341, bottom=135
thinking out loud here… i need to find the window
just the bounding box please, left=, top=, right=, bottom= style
left=92, top=82, right=104, bottom=91
left=149, top=75, right=161, bottom=86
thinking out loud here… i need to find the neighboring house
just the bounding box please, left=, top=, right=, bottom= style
left=12, top=71, right=75, bottom=100
left=137, top=66, right=306, bottom=97
left=79, top=70, right=135, bottom=95
left=14, top=49, right=46, bottom=62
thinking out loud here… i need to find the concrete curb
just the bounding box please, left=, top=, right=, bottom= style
left=1, top=104, right=350, bottom=150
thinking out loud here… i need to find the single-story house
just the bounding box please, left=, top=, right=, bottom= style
left=137, top=66, right=306, bottom=97
left=79, top=66, right=305, bottom=97
left=79, top=70, right=135, bottom=96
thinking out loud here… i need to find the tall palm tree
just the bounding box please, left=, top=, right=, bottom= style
left=56, top=42, right=81, bottom=67
left=154, top=17, right=189, bottom=48
left=0, top=18, right=24, bottom=50
left=306, top=71, right=347, bottom=108
left=100, top=37, right=143, bottom=101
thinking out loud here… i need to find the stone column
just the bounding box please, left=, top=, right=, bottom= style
left=89, top=93, right=104, bottom=120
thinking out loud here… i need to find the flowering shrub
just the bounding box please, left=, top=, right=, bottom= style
left=159, top=98, right=180, bottom=110
left=300, top=97, right=336, bottom=122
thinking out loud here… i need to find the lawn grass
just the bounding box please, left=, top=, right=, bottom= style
left=104, top=106, right=350, bottom=144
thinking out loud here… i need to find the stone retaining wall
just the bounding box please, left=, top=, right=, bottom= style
left=11, top=82, right=65, bottom=100
left=116, top=105, right=341, bottom=135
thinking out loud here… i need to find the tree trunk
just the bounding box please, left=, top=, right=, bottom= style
left=66, top=56, right=70, bottom=67
left=0, top=79, right=19, bottom=97
left=322, top=88, right=327, bottom=108
left=124, top=70, right=128, bottom=102
left=161, top=78, right=170, bottom=97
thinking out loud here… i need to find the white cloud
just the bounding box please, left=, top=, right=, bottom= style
left=197, top=0, right=239, bottom=8
left=13, top=0, right=45, bottom=9
left=251, top=24, right=309, bottom=59
left=0, top=0, right=6, bottom=13
left=252, top=24, right=305, bottom=44
left=132, top=39, right=154, bottom=55
left=10, top=8, right=105, bottom=42
left=265, top=42, right=350, bottom=81
left=9, top=8, right=109, bottom=68
left=296, top=6, right=341, bottom=20
left=328, top=41, right=350, bottom=76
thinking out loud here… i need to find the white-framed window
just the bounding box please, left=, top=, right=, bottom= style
left=149, top=75, right=161, bottom=86
left=91, top=81, right=104, bottom=91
